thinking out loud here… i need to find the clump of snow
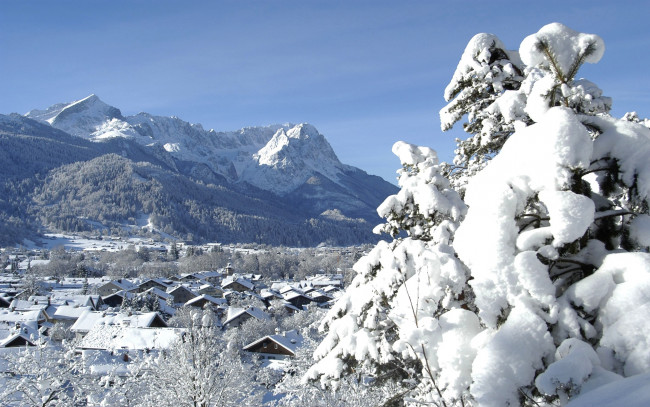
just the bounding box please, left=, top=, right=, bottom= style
left=471, top=304, right=555, bottom=407
left=540, top=190, right=594, bottom=246
left=536, top=338, right=601, bottom=399
left=444, top=33, right=509, bottom=101
left=520, top=23, right=605, bottom=74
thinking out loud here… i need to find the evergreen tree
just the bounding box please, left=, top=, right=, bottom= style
left=169, top=242, right=179, bottom=260
left=306, top=141, right=472, bottom=405
left=440, top=25, right=611, bottom=192
left=308, top=23, right=650, bottom=407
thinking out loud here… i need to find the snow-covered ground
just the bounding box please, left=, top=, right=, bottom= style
left=22, top=233, right=168, bottom=253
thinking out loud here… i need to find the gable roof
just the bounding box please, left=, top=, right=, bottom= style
left=70, top=311, right=167, bottom=333
left=100, top=279, right=137, bottom=292
left=79, top=326, right=182, bottom=351
left=221, top=276, right=254, bottom=291
left=243, top=330, right=302, bottom=356
left=52, top=305, right=93, bottom=321
left=0, top=332, right=35, bottom=348
left=184, top=294, right=227, bottom=308
left=223, top=307, right=270, bottom=326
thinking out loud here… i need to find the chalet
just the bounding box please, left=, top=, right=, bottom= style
left=283, top=291, right=313, bottom=309
left=137, top=278, right=173, bottom=293
left=197, top=284, right=224, bottom=297
left=49, top=294, right=102, bottom=310
left=194, top=271, right=223, bottom=285
left=9, top=298, right=50, bottom=312
left=142, top=287, right=173, bottom=302
left=176, top=273, right=201, bottom=283
left=0, top=309, right=46, bottom=326
left=102, top=290, right=134, bottom=308
left=243, top=330, right=302, bottom=360
left=47, top=305, right=92, bottom=326
left=184, top=294, right=227, bottom=309
left=304, top=273, right=344, bottom=289
left=221, top=276, right=254, bottom=293
left=70, top=311, right=168, bottom=339
left=167, top=285, right=197, bottom=304
left=307, top=289, right=334, bottom=304
left=79, top=325, right=181, bottom=351
left=0, top=332, right=35, bottom=348
left=97, top=279, right=137, bottom=297
left=222, top=307, right=269, bottom=328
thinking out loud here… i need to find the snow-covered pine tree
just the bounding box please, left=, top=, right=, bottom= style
left=307, top=23, right=650, bottom=407
left=440, top=33, right=526, bottom=189
left=451, top=23, right=650, bottom=406
left=305, top=141, right=474, bottom=405
left=440, top=24, right=611, bottom=192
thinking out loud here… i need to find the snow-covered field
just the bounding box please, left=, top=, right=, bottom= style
left=22, top=233, right=168, bottom=253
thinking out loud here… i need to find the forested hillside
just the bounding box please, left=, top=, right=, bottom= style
left=0, top=113, right=393, bottom=246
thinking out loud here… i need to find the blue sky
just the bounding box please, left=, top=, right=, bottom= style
left=2, top=1, right=649, bottom=184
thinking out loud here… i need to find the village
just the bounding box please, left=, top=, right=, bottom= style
left=0, top=241, right=355, bottom=405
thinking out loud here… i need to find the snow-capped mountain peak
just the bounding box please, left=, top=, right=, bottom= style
left=245, top=123, right=344, bottom=193
left=26, top=94, right=124, bottom=138
left=23, top=96, right=392, bottom=200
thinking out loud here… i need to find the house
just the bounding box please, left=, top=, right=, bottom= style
left=184, top=294, right=227, bottom=309
left=102, top=290, right=134, bottom=308
left=197, top=284, right=224, bottom=297
left=0, top=309, right=46, bottom=327
left=49, top=294, right=102, bottom=310
left=142, top=287, right=173, bottom=302
left=0, top=332, right=35, bottom=348
left=97, top=279, right=137, bottom=297
left=260, top=288, right=283, bottom=302
left=194, top=271, right=223, bottom=285
left=137, top=278, right=173, bottom=293
left=70, top=311, right=168, bottom=339
left=42, top=304, right=93, bottom=327
left=222, top=307, right=270, bottom=328
left=8, top=298, right=50, bottom=313
left=221, top=276, right=254, bottom=293
left=79, top=325, right=181, bottom=351
left=167, top=285, right=197, bottom=305
left=243, top=330, right=302, bottom=360
left=283, top=290, right=313, bottom=309
left=307, top=289, right=334, bottom=304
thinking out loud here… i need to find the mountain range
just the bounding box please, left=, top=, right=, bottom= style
left=0, top=95, right=397, bottom=247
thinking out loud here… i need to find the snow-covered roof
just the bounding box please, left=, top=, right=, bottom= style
left=195, top=271, right=223, bottom=279
left=167, top=285, right=196, bottom=295
left=184, top=294, right=227, bottom=307
left=143, top=287, right=172, bottom=300
left=243, top=330, right=303, bottom=356
left=0, top=332, right=35, bottom=348
left=9, top=299, right=49, bottom=312
left=223, top=306, right=270, bottom=326
left=101, top=279, right=137, bottom=292
left=138, top=278, right=173, bottom=289
left=221, top=276, right=254, bottom=290
left=260, top=288, right=283, bottom=300
left=49, top=294, right=98, bottom=309
left=0, top=309, right=45, bottom=323
left=52, top=305, right=92, bottom=320
left=70, top=311, right=166, bottom=333
left=80, top=325, right=182, bottom=351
